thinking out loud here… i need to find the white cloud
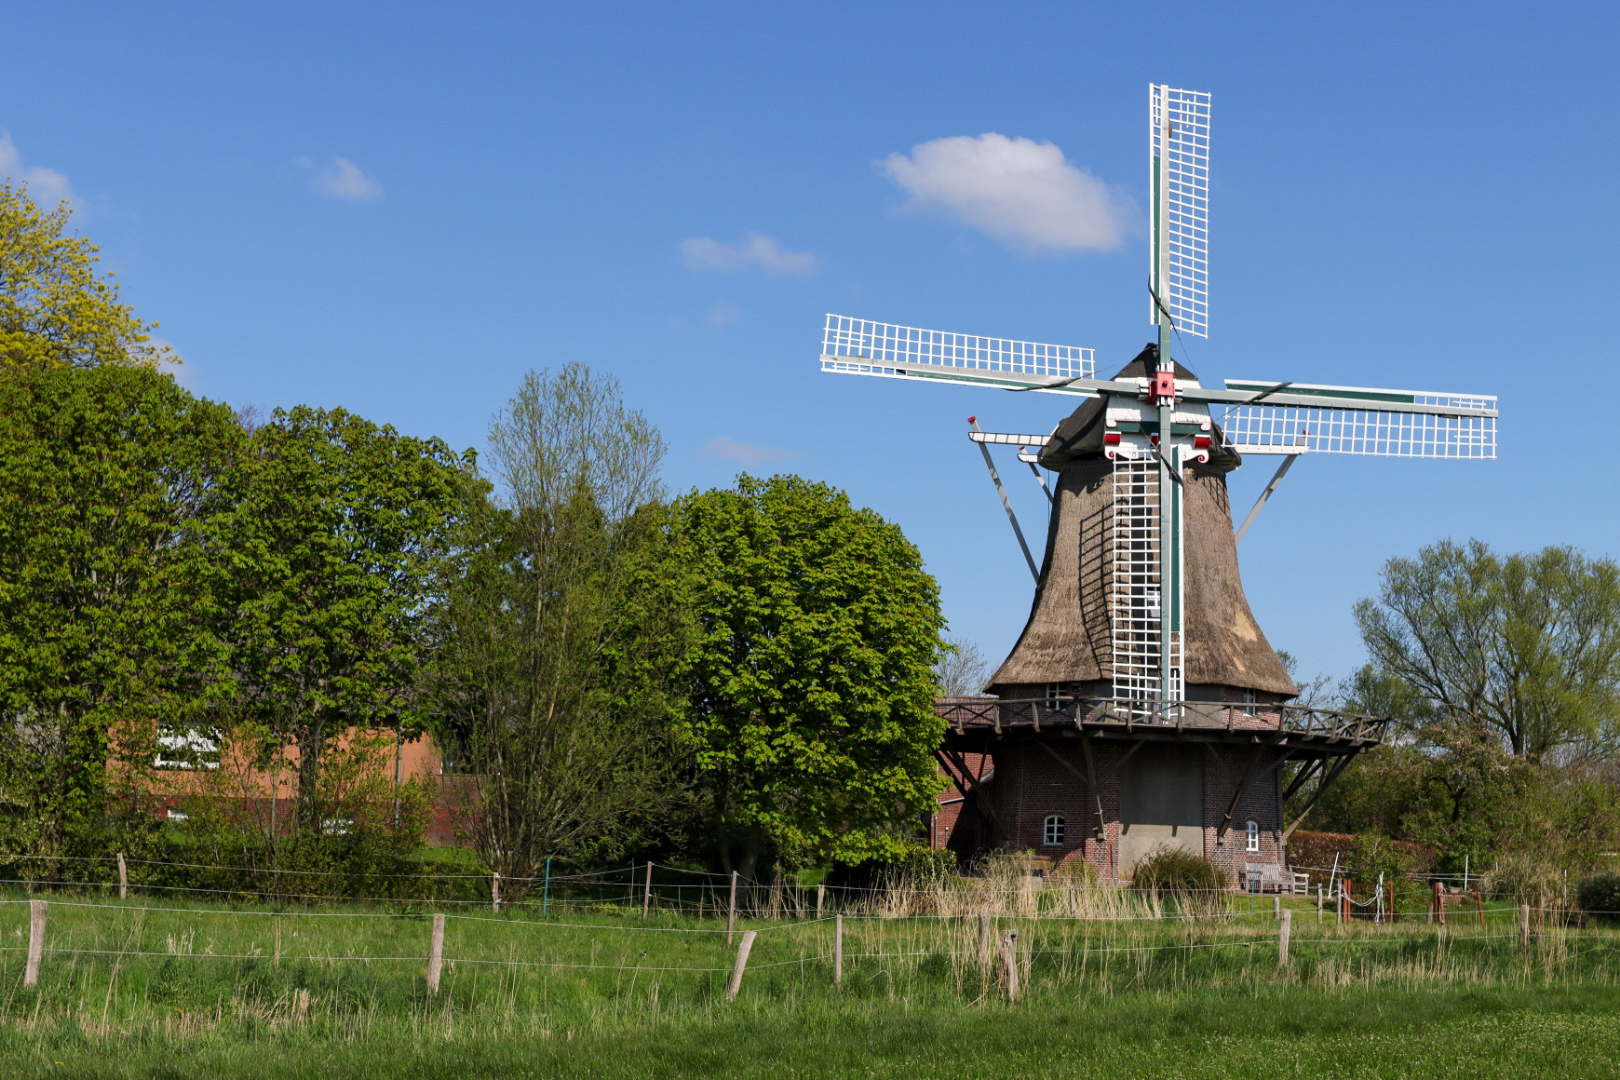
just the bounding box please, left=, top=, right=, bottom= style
left=706, top=301, right=740, bottom=327
left=0, top=133, right=75, bottom=206
left=879, top=133, right=1133, bottom=253
left=701, top=437, right=798, bottom=469
left=681, top=232, right=816, bottom=274
left=298, top=155, right=383, bottom=200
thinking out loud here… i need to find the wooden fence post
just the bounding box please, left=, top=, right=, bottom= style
left=491, top=872, right=500, bottom=913
left=117, top=852, right=128, bottom=901
left=1273, top=895, right=1281, bottom=920
left=643, top=862, right=653, bottom=918
left=833, top=914, right=844, bottom=987
left=426, top=912, right=445, bottom=994
left=1316, top=885, right=1323, bottom=924
left=1278, top=909, right=1292, bottom=968
left=978, top=914, right=993, bottom=970
left=816, top=883, right=825, bottom=920
left=727, top=871, right=739, bottom=944
left=1000, top=929, right=1020, bottom=1002
left=1519, top=903, right=1531, bottom=947
left=725, top=930, right=757, bottom=1001
left=24, top=900, right=46, bottom=988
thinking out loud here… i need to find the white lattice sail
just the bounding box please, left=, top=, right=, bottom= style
left=821, top=314, right=1095, bottom=385
left=1220, top=381, right=1498, bottom=459
left=1150, top=85, right=1212, bottom=339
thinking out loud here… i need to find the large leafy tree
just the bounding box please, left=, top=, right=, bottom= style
left=218, top=406, right=474, bottom=832
left=427, top=365, right=694, bottom=891
left=672, top=474, right=946, bottom=875
left=0, top=181, right=175, bottom=371
left=0, top=365, right=240, bottom=856
left=1354, top=539, right=1620, bottom=761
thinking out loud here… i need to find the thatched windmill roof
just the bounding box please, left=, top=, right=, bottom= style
left=986, top=347, right=1298, bottom=699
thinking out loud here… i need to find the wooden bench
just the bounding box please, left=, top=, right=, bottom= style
left=1243, top=863, right=1291, bottom=894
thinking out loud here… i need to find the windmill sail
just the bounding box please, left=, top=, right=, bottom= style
left=821, top=314, right=1095, bottom=392
left=1219, top=381, right=1497, bottom=458
left=1150, top=85, right=1212, bottom=338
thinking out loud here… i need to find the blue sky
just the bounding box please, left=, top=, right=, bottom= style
left=7, top=1, right=1617, bottom=688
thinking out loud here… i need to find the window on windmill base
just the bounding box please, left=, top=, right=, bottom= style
left=1245, top=820, right=1261, bottom=853
left=1044, top=683, right=1066, bottom=711
left=1043, top=815, right=1066, bottom=846
left=1242, top=688, right=1258, bottom=707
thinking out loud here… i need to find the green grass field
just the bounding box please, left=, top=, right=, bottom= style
left=3, top=891, right=1617, bottom=1078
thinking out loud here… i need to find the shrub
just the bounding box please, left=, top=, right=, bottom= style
left=1484, top=851, right=1567, bottom=913
left=1576, top=873, right=1620, bottom=922
left=1131, top=846, right=1224, bottom=898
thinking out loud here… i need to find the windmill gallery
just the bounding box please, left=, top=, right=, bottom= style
left=819, top=86, right=1499, bottom=888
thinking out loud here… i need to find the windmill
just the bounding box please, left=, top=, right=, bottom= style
left=818, top=86, right=1498, bottom=882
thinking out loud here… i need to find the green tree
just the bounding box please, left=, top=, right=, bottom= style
left=672, top=474, right=947, bottom=876
left=427, top=365, right=695, bottom=892
left=0, top=365, right=240, bottom=860
left=1354, top=540, right=1620, bottom=761
left=0, top=181, right=175, bottom=371
left=218, top=406, right=474, bottom=833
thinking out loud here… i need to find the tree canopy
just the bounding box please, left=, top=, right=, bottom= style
left=672, top=474, right=946, bottom=874
left=217, top=405, right=475, bottom=830
left=0, top=364, right=241, bottom=854
left=0, top=182, right=175, bottom=371
left=1354, top=539, right=1620, bottom=761
left=427, top=365, right=694, bottom=888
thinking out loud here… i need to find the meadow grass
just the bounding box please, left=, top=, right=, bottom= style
left=2, top=889, right=1616, bottom=1078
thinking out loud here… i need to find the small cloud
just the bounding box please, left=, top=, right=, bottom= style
left=297, top=155, right=383, bottom=200
left=879, top=133, right=1133, bottom=253
left=681, top=232, right=816, bottom=274
left=706, top=301, right=740, bottom=328
left=701, top=437, right=798, bottom=469
left=0, top=133, right=75, bottom=206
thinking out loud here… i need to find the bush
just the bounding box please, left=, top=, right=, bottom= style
left=1576, top=872, right=1620, bottom=922
left=1131, top=846, right=1224, bottom=897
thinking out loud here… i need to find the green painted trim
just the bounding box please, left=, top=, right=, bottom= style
left=1227, top=381, right=1416, bottom=406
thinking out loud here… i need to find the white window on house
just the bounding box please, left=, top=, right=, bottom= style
left=1045, top=683, right=1065, bottom=711
left=1245, top=819, right=1261, bottom=853
left=1043, top=815, right=1066, bottom=846
left=1242, top=687, right=1258, bottom=707
left=154, top=727, right=220, bottom=770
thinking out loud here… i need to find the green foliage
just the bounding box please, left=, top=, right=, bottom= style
left=216, top=405, right=475, bottom=831
left=0, top=364, right=241, bottom=859
left=1354, top=540, right=1620, bottom=760
left=672, top=474, right=946, bottom=872
left=0, top=181, right=175, bottom=370
left=427, top=365, right=694, bottom=890
left=1575, top=872, right=1620, bottom=921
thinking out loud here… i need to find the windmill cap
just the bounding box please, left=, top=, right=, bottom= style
left=1036, top=344, right=1240, bottom=471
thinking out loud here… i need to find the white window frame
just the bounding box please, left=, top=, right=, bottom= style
left=1043, top=814, right=1066, bottom=846
left=1044, top=683, right=1066, bottom=711
left=1245, top=819, right=1261, bottom=853
left=154, top=727, right=221, bottom=770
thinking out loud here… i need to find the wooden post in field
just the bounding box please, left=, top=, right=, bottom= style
left=1519, top=903, right=1531, bottom=948
left=816, top=883, right=825, bottom=919
left=1000, top=929, right=1020, bottom=1002
left=23, top=900, right=45, bottom=988
left=491, top=871, right=501, bottom=913
left=426, top=912, right=445, bottom=994
left=1272, top=895, right=1281, bottom=920
left=833, top=914, right=844, bottom=987
left=725, top=930, right=757, bottom=1001
left=1278, top=909, right=1292, bottom=968
left=727, top=871, right=739, bottom=944
left=117, top=852, right=128, bottom=901
left=1316, top=885, right=1323, bottom=924
left=978, top=914, right=993, bottom=970
left=643, top=862, right=653, bottom=918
